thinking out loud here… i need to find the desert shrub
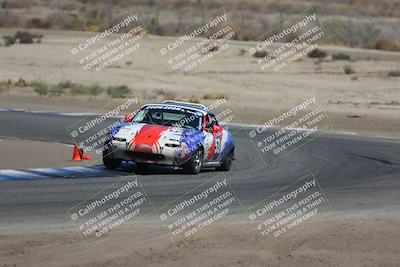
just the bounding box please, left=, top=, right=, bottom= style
left=70, top=85, right=85, bottom=95
left=307, top=48, right=327, bottom=58
left=3, top=35, right=16, bottom=46
left=85, top=84, right=103, bottom=95
left=31, top=81, right=48, bottom=95
left=0, top=79, right=12, bottom=91
left=203, top=93, right=229, bottom=100
left=32, top=33, right=44, bottom=39
left=70, top=18, right=85, bottom=31
left=49, top=86, right=65, bottom=96
left=50, top=81, right=77, bottom=96
left=64, top=1, right=79, bottom=11
left=154, top=89, right=176, bottom=100
left=252, top=50, right=268, bottom=58
left=3, top=31, right=43, bottom=46
left=239, top=48, right=246, bottom=56
left=15, top=31, right=34, bottom=44
left=238, top=26, right=259, bottom=41
left=107, top=85, right=130, bottom=98
left=25, top=18, right=44, bottom=28
left=86, top=24, right=100, bottom=32
left=371, top=38, right=400, bottom=52
left=388, top=70, right=400, bottom=77
left=30, top=81, right=104, bottom=96
left=8, top=0, right=34, bottom=8
left=56, top=81, right=76, bottom=89
left=332, top=53, right=351, bottom=60
left=15, top=78, right=28, bottom=87
left=344, top=65, right=356, bottom=74
left=188, top=96, right=200, bottom=103
left=71, top=84, right=103, bottom=95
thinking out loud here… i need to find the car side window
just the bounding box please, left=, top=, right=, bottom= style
left=206, top=114, right=217, bottom=133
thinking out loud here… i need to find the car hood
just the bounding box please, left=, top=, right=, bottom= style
left=113, top=123, right=192, bottom=152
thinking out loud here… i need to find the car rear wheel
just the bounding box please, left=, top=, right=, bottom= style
left=182, top=149, right=204, bottom=174
left=103, top=151, right=122, bottom=169
left=216, top=150, right=234, bottom=171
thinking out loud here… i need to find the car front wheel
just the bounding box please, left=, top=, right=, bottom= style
left=182, top=149, right=204, bottom=174
left=103, top=151, right=122, bottom=169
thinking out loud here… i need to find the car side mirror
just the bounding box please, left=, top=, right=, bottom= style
left=212, top=125, right=223, bottom=135
left=123, top=114, right=133, bottom=122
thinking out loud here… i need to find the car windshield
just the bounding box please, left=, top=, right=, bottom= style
left=132, top=105, right=203, bottom=130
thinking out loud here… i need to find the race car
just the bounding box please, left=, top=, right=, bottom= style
left=102, top=100, right=235, bottom=174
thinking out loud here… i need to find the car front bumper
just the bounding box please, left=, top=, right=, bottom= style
left=105, top=143, right=189, bottom=166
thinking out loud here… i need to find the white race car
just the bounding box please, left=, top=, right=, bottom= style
left=103, top=101, right=235, bottom=174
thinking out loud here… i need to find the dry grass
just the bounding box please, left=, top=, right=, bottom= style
left=203, top=92, right=229, bottom=100
left=388, top=70, right=400, bottom=77
left=371, top=38, right=400, bottom=52
left=0, top=0, right=399, bottom=51
left=153, top=88, right=177, bottom=100
left=344, top=64, right=356, bottom=75
left=188, top=96, right=200, bottom=103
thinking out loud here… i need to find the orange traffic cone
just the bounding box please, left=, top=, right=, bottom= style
left=80, top=149, right=92, bottom=161
left=72, top=144, right=82, bottom=161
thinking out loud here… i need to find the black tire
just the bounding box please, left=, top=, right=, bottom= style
left=103, top=151, right=121, bottom=169
left=182, top=149, right=204, bottom=174
left=216, top=150, right=234, bottom=171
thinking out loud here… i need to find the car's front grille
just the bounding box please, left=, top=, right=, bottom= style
left=124, top=151, right=165, bottom=161
left=113, top=137, right=126, bottom=142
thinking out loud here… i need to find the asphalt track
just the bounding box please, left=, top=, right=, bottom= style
left=0, top=110, right=400, bottom=231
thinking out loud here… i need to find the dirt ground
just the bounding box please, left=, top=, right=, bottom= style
left=0, top=216, right=399, bottom=267
left=0, top=29, right=399, bottom=138
left=0, top=138, right=92, bottom=169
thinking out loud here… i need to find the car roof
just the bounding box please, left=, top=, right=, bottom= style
left=143, top=101, right=210, bottom=115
